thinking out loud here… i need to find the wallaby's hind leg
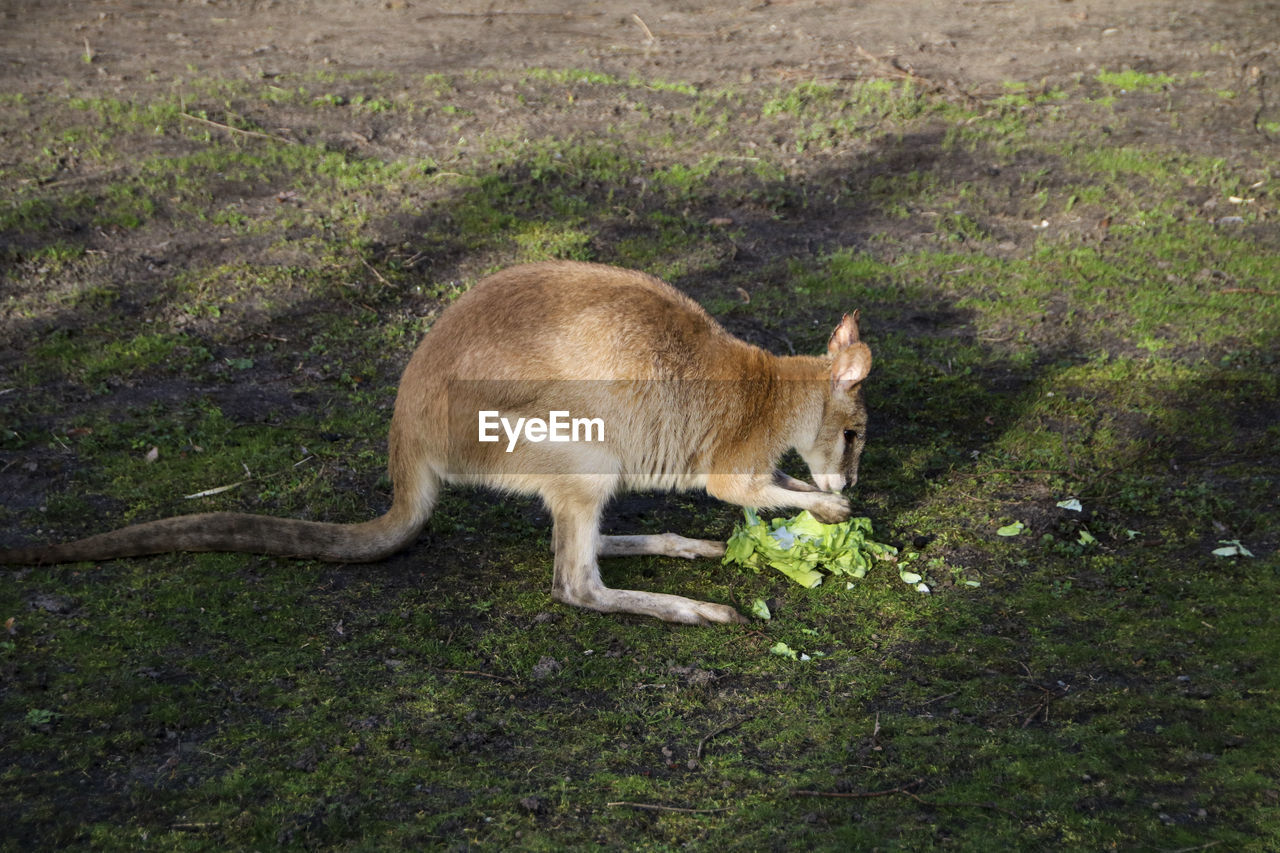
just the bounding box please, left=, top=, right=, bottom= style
left=598, top=534, right=725, bottom=559
left=547, top=488, right=745, bottom=625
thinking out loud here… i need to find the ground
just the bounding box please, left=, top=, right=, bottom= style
left=1, top=1, right=1279, bottom=850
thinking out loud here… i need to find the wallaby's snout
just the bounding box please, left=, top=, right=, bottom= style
left=795, top=309, right=871, bottom=505
left=812, top=471, right=849, bottom=493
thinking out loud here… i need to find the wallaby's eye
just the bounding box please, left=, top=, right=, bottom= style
left=843, top=429, right=858, bottom=444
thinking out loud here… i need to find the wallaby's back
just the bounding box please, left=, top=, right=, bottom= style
left=390, top=262, right=789, bottom=491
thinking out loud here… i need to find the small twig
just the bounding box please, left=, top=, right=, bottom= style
left=180, top=112, right=294, bottom=145
left=855, top=46, right=920, bottom=82
left=1021, top=701, right=1049, bottom=728
left=607, top=801, right=729, bottom=814
left=183, top=481, right=248, bottom=500
left=359, top=256, right=390, bottom=287
left=1020, top=681, right=1067, bottom=728
left=1165, top=841, right=1223, bottom=853
left=796, top=785, right=910, bottom=801
left=851, top=45, right=981, bottom=105
left=631, top=14, right=656, bottom=43
left=795, top=784, right=1018, bottom=818
left=440, top=668, right=517, bottom=683
left=1251, top=68, right=1274, bottom=142
left=30, top=166, right=128, bottom=190
left=182, top=455, right=316, bottom=500
left=696, top=716, right=751, bottom=760
left=919, top=690, right=960, bottom=707
left=417, top=10, right=603, bottom=20
left=1220, top=287, right=1279, bottom=295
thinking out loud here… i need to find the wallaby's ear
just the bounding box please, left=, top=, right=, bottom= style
left=831, top=342, right=872, bottom=394
left=827, top=310, right=862, bottom=357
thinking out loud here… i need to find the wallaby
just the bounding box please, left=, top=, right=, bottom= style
left=0, top=261, right=871, bottom=625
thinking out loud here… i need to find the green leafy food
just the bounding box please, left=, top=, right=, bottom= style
left=1212, top=539, right=1254, bottom=558
left=769, top=641, right=799, bottom=659
left=722, top=508, right=898, bottom=588
left=996, top=521, right=1026, bottom=536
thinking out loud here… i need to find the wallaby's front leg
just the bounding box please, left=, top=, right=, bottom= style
left=707, top=472, right=852, bottom=524
left=598, top=534, right=725, bottom=559
left=548, top=493, right=745, bottom=625
left=772, top=469, right=824, bottom=493
left=589, top=472, right=824, bottom=561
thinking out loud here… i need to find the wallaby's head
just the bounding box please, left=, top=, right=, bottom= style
left=797, top=311, right=872, bottom=493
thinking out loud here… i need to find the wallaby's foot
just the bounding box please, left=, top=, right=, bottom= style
left=808, top=491, right=852, bottom=524
left=598, top=533, right=725, bottom=559
left=553, top=586, right=748, bottom=625
left=677, top=599, right=749, bottom=625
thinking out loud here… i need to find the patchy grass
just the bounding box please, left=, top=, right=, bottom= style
left=1, top=66, right=1278, bottom=851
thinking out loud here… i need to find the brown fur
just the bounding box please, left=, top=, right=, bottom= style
left=1, top=261, right=872, bottom=624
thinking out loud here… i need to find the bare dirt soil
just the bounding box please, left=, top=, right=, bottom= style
left=3, top=0, right=1278, bottom=122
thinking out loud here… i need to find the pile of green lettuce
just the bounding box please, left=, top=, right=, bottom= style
left=722, top=508, right=899, bottom=588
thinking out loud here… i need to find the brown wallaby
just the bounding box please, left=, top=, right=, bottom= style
left=1, top=261, right=871, bottom=625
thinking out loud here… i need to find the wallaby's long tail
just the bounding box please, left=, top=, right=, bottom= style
left=0, top=501, right=428, bottom=566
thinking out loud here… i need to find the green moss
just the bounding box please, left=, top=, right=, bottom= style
left=1095, top=68, right=1177, bottom=92
left=2, top=63, right=1278, bottom=853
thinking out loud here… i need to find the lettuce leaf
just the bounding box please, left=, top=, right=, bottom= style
left=722, top=508, right=898, bottom=588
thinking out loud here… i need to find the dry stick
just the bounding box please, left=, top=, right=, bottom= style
left=183, top=455, right=314, bottom=501
left=416, top=10, right=602, bottom=19
left=359, top=256, right=390, bottom=287
left=919, top=690, right=960, bottom=707
left=36, top=166, right=128, bottom=189
left=607, top=801, right=729, bottom=814
left=1252, top=69, right=1273, bottom=142
left=795, top=785, right=909, bottom=801
left=795, top=785, right=1018, bottom=818
left=696, top=716, right=751, bottom=760
left=852, top=45, right=981, bottom=106
left=1167, top=842, right=1223, bottom=853
left=1221, top=287, right=1279, bottom=296
left=180, top=112, right=294, bottom=145
left=854, top=46, right=918, bottom=82
left=631, top=13, right=656, bottom=43
left=440, top=668, right=518, bottom=683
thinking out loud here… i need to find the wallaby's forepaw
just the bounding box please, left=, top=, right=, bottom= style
left=809, top=491, right=852, bottom=524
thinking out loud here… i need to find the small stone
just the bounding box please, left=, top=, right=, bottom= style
left=531, top=656, right=561, bottom=680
